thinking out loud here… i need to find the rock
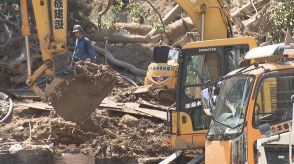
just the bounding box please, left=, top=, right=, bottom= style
left=119, top=114, right=139, bottom=127
left=67, top=144, right=76, bottom=151
left=9, top=143, right=23, bottom=153
left=146, top=128, right=155, bottom=134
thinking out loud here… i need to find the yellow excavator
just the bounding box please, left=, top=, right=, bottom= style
left=144, top=0, right=254, bottom=92
left=160, top=0, right=257, bottom=154
left=20, top=0, right=117, bottom=122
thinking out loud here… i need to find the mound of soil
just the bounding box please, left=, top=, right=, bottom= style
left=0, top=103, right=173, bottom=160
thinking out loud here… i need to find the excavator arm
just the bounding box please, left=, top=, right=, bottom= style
left=20, top=0, right=117, bottom=122
left=20, top=0, right=67, bottom=100
left=174, top=0, right=232, bottom=40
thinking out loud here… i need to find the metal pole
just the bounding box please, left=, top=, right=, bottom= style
left=25, top=36, right=31, bottom=77
left=20, top=0, right=31, bottom=77
left=201, top=12, right=205, bottom=41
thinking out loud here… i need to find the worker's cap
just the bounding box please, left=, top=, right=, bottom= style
left=72, top=25, right=83, bottom=33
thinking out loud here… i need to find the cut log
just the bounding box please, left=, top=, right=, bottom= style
left=166, top=17, right=195, bottom=44
left=231, top=0, right=270, bottom=19
left=147, top=4, right=182, bottom=37
left=92, top=44, right=147, bottom=76
left=112, top=23, right=152, bottom=35
left=87, top=17, right=194, bottom=44
left=242, top=6, right=269, bottom=33
left=87, top=32, right=154, bottom=43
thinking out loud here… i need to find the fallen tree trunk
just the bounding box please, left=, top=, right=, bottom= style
left=231, top=0, right=270, bottom=19
left=242, top=5, right=269, bottom=33
left=87, top=32, right=157, bottom=43
left=166, top=17, right=195, bottom=44
left=147, top=4, right=182, bottom=37
left=87, top=17, right=194, bottom=44
left=112, top=23, right=152, bottom=35
left=92, top=44, right=147, bottom=76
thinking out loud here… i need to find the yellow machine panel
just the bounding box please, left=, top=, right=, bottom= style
left=144, top=63, right=178, bottom=89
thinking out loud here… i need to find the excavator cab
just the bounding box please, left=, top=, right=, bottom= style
left=168, top=37, right=256, bottom=149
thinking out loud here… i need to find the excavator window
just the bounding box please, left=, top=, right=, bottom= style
left=184, top=53, right=219, bottom=99
left=176, top=44, right=251, bottom=132
left=224, top=45, right=248, bottom=72
left=254, top=73, right=294, bottom=128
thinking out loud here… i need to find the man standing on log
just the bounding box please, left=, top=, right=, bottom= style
left=71, top=24, right=96, bottom=67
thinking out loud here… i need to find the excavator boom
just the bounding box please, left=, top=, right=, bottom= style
left=174, top=0, right=231, bottom=40
left=20, top=0, right=117, bottom=122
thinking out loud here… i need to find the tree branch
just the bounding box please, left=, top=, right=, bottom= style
left=97, top=0, right=113, bottom=30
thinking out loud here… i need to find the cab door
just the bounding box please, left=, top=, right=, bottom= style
left=169, top=44, right=250, bottom=149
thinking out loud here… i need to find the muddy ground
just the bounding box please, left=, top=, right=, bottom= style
left=0, top=61, right=179, bottom=163
left=0, top=1, right=199, bottom=163
left=0, top=102, right=173, bottom=158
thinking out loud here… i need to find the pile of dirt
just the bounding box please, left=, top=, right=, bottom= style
left=76, top=113, right=172, bottom=159
left=46, top=61, right=118, bottom=122
left=0, top=102, right=173, bottom=160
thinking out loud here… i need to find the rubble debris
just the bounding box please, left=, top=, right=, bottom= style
left=0, top=102, right=174, bottom=160
left=119, top=114, right=139, bottom=127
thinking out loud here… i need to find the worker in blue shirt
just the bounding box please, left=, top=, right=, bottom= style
left=71, top=24, right=96, bottom=67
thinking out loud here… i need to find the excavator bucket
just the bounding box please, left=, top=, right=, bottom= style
left=45, top=61, right=117, bottom=122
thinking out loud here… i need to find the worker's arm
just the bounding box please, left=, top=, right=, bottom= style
left=85, top=38, right=97, bottom=64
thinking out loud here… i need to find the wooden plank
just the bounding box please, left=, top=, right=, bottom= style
left=133, top=85, right=152, bottom=95
left=125, top=103, right=167, bottom=120
left=100, top=98, right=165, bottom=119
left=18, top=102, right=53, bottom=111
left=99, top=98, right=125, bottom=109
left=100, top=106, right=152, bottom=117
left=54, top=153, right=95, bottom=164
left=99, top=98, right=153, bottom=117
left=5, top=89, right=39, bottom=99
left=137, top=99, right=170, bottom=111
